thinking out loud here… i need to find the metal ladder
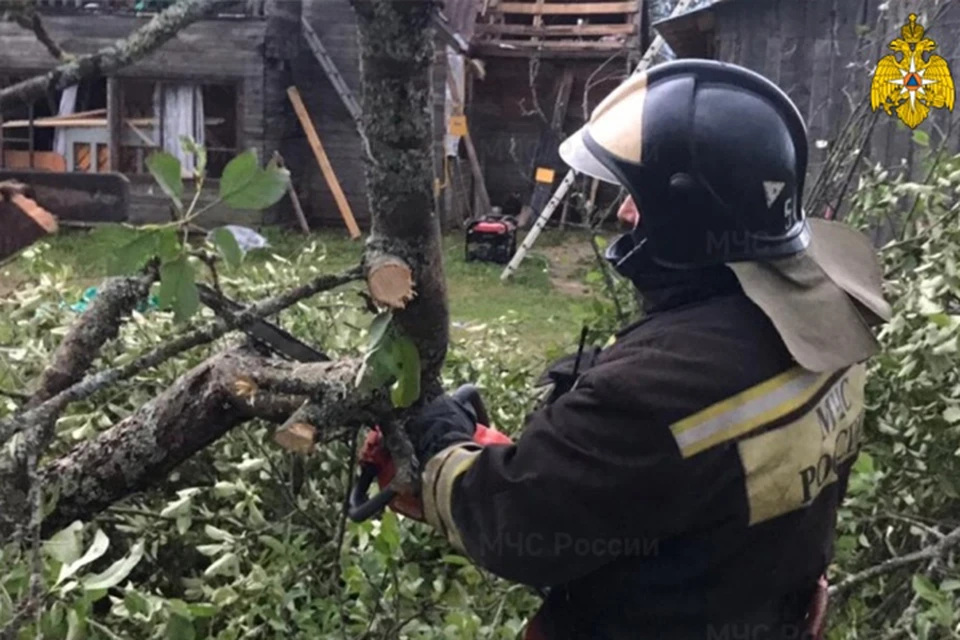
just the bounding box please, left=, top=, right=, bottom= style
left=300, top=16, right=362, bottom=127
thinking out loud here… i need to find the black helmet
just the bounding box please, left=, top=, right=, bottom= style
left=560, top=59, right=811, bottom=270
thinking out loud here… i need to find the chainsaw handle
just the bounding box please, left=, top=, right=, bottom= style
left=348, top=462, right=398, bottom=522
left=349, top=384, right=489, bottom=523
left=451, top=383, right=490, bottom=427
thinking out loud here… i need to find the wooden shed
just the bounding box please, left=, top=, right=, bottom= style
left=653, top=0, right=960, bottom=216
left=441, top=0, right=651, bottom=224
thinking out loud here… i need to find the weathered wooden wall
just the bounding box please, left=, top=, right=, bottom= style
left=0, top=15, right=271, bottom=227
left=285, top=0, right=449, bottom=232
left=469, top=57, right=630, bottom=214
left=707, top=0, right=960, bottom=190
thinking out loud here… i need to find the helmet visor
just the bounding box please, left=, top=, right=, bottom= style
left=559, top=127, right=620, bottom=184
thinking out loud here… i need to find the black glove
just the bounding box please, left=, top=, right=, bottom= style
left=406, top=394, right=478, bottom=464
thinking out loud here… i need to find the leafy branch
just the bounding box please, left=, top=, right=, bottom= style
left=116, top=141, right=290, bottom=324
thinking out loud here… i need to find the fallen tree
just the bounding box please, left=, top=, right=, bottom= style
left=0, top=0, right=445, bottom=634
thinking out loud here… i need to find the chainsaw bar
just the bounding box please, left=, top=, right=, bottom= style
left=196, top=283, right=329, bottom=363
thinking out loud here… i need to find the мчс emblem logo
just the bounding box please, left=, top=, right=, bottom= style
left=870, top=13, right=955, bottom=129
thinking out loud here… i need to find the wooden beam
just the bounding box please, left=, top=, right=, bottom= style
left=472, top=44, right=635, bottom=59
left=475, top=23, right=637, bottom=36
left=107, top=77, right=122, bottom=172
left=28, top=103, right=35, bottom=170
left=446, top=72, right=492, bottom=217
left=497, top=1, right=638, bottom=14
left=481, top=39, right=632, bottom=50
left=550, top=67, right=574, bottom=132
left=273, top=152, right=311, bottom=235
left=286, top=86, right=361, bottom=240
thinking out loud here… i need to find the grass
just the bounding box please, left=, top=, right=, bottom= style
left=0, top=224, right=616, bottom=361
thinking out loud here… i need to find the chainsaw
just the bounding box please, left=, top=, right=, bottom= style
left=196, top=285, right=514, bottom=523
left=347, top=383, right=514, bottom=522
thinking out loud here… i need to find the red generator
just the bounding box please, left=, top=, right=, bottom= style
left=465, top=216, right=518, bottom=265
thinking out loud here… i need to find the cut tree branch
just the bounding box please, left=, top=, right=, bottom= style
left=828, top=524, right=960, bottom=596
left=35, top=349, right=382, bottom=537
left=0, top=0, right=229, bottom=111
left=28, top=272, right=157, bottom=409
left=10, top=11, right=69, bottom=62
left=0, top=266, right=362, bottom=448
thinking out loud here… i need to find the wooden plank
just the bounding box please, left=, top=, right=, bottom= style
left=2, top=151, right=67, bottom=172
left=274, top=152, right=310, bottom=234
left=286, top=86, right=361, bottom=239
left=107, top=77, right=122, bottom=173
left=476, top=23, right=636, bottom=36
left=473, top=44, right=636, bottom=59
left=477, top=39, right=632, bottom=51
left=0, top=169, right=129, bottom=222
left=446, top=71, right=493, bottom=217
left=497, top=1, right=638, bottom=14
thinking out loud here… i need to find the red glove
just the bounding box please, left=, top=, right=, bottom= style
left=357, top=423, right=513, bottom=521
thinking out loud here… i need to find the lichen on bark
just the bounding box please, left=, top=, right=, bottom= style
left=356, top=0, right=449, bottom=391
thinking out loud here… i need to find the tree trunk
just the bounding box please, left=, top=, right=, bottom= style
left=356, top=0, right=450, bottom=391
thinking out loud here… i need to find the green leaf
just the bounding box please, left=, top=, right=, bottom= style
left=367, top=312, right=394, bottom=351
left=204, top=525, right=235, bottom=543
left=165, top=614, right=196, bottom=640
left=379, top=510, right=401, bottom=553
left=146, top=152, right=184, bottom=209
left=188, top=603, right=218, bottom=619
left=108, top=232, right=159, bottom=276
left=66, top=607, right=85, bottom=640
left=123, top=589, right=151, bottom=617
left=941, top=579, right=960, bottom=592
left=156, top=228, right=181, bottom=263
left=913, top=129, right=930, bottom=147
left=179, top=136, right=207, bottom=176
left=853, top=452, right=875, bottom=475
left=219, top=150, right=291, bottom=210
left=211, top=227, right=243, bottom=268
left=258, top=535, right=286, bottom=556
left=82, top=540, right=145, bottom=591
left=56, top=529, right=110, bottom=587
left=159, top=255, right=199, bottom=323
left=913, top=574, right=941, bottom=603
left=390, top=335, right=421, bottom=408
left=159, top=493, right=193, bottom=519
left=204, top=552, right=240, bottom=578
left=944, top=407, right=960, bottom=424
left=44, top=521, right=84, bottom=566
left=167, top=599, right=192, bottom=619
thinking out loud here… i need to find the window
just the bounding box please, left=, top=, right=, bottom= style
left=1, top=77, right=239, bottom=178
left=119, top=80, right=239, bottom=179
left=0, top=76, right=108, bottom=173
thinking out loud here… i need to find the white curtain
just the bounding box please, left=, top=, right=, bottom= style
left=444, top=47, right=465, bottom=157
left=54, top=84, right=78, bottom=158
left=153, top=83, right=205, bottom=174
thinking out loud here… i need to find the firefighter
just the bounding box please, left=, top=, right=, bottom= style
left=401, top=60, right=891, bottom=639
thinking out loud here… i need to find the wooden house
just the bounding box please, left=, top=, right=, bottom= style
left=0, top=0, right=652, bottom=232
left=653, top=0, right=960, bottom=219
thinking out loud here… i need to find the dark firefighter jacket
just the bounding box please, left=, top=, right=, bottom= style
left=421, top=267, right=866, bottom=639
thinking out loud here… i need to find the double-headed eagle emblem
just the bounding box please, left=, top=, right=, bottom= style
left=870, top=13, right=955, bottom=129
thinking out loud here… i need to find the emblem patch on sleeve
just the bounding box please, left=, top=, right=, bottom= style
left=737, top=364, right=867, bottom=525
